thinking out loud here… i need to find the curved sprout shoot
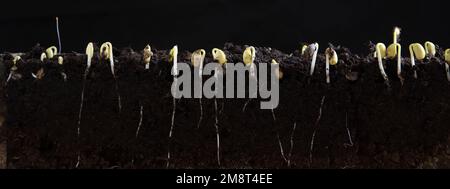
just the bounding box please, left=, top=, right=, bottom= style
left=191, top=49, right=206, bottom=129
left=376, top=43, right=389, bottom=82
left=75, top=42, right=94, bottom=168
left=325, top=47, right=338, bottom=84
left=191, top=49, right=206, bottom=74
left=100, top=42, right=115, bottom=75
left=272, top=59, right=283, bottom=80
left=143, top=45, right=153, bottom=70
left=409, top=43, right=426, bottom=79
left=243, top=46, right=256, bottom=66
left=301, top=45, right=308, bottom=56
left=242, top=46, right=258, bottom=112
left=424, top=41, right=436, bottom=57
left=211, top=47, right=228, bottom=166
left=445, top=49, right=450, bottom=82
left=6, top=56, right=21, bottom=83
left=40, top=53, right=47, bottom=62
left=243, top=46, right=256, bottom=78
left=212, top=48, right=227, bottom=65
left=100, top=42, right=121, bottom=112
left=46, top=46, right=58, bottom=59
left=307, top=43, right=319, bottom=76
left=167, top=45, right=179, bottom=168
left=393, top=27, right=401, bottom=44
left=169, top=45, right=179, bottom=76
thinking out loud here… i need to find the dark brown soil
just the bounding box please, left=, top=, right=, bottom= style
left=1, top=43, right=449, bottom=169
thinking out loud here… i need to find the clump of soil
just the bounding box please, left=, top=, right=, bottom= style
left=1, top=43, right=449, bottom=169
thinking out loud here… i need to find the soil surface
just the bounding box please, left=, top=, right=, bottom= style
left=1, top=43, right=449, bottom=169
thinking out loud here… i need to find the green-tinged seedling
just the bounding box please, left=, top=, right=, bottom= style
left=409, top=43, right=426, bottom=79
left=143, top=45, right=153, bottom=70
left=424, top=41, right=436, bottom=57
left=375, top=43, right=390, bottom=83
left=75, top=42, right=95, bottom=168
left=191, top=49, right=206, bottom=129
left=301, top=45, right=308, bottom=56
left=325, top=47, right=338, bottom=84
left=445, top=49, right=450, bottom=82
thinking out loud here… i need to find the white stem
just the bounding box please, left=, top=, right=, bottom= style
left=445, top=64, right=450, bottom=82
left=409, top=46, right=418, bottom=79
left=376, top=48, right=389, bottom=82
left=56, top=17, right=62, bottom=54
left=310, top=43, right=319, bottom=76
left=396, top=44, right=402, bottom=78
left=145, top=63, right=149, bottom=70
left=167, top=78, right=177, bottom=168
left=326, top=53, right=330, bottom=84
left=75, top=59, right=91, bottom=168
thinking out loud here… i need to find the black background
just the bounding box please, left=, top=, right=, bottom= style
left=1, top=0, right=449, bottom=54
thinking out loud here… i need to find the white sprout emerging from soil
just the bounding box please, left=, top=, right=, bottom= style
left=242, top=46, right=257, bottom=112
left=211, top=48, right=227, bottom=167
left=75, top=42, right=94, bottom=168
left=445, top=49, right=450, bottom=82
left=375, top=43, right=390, bottom=84
left=58, top=56, right=67, bottom=81
left=269, top=59, right=294, bottom=166
left=309, top=95, right=325, bottom=166
left=307, top=43, right=319, bottom=76
left=424, top=41, right=436, bottom=57
left=100, top=42, right=122, bottom=112
left=167, top=45, right=178, bottom=168
left=136, top=45, right=153, bottom=138
left=388, top=27, right=403, bottom=83
left=325, top=47, right=338, bottom=84
left=6, top=56, right=21, bottom=84
left=409, top=43, right=426, bottom=79
left=191, top=49, right=206, bottom=128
